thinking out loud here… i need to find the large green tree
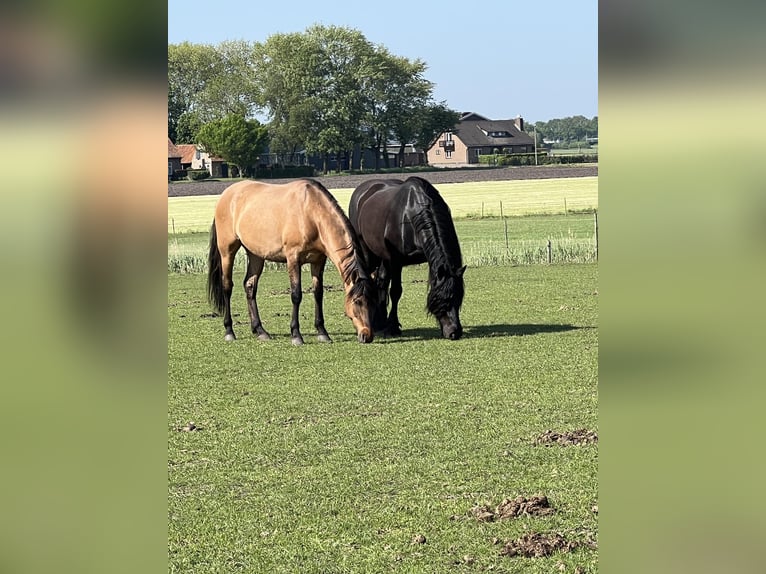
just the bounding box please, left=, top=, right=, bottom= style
left=196, top=115, right=269, bottom=176
left=168, top=40, right=262, bottom=139
left=255, top=25, right=375, bottom=172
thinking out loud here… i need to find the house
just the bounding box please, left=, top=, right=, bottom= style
left=168, top=138, right=230, bottom=178
left=426, top=112, right=536, bottom=167
left=175, top=144, right=197, bottom=170
left=168, top=138, right=182, bottom=179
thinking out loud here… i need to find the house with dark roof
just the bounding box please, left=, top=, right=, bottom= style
left=426, top=112, right=535, bottom=167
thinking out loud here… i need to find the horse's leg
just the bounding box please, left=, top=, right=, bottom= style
left=243, top=252, right=271, bottom=340
left=220, top=246, right=239, bottom=342
left=287, top=257, right=305, bottom=346
left=386, top=263, right=403, bottom=336
left=311, top=258, right=332, bottom=343
left=373, top=262, right=391, bottom=332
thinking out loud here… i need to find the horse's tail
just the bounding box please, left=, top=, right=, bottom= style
left=207, top=219, right=226, bottom=314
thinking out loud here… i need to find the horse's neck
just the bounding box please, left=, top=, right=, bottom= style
left=321, top=227, right=358, bottom=286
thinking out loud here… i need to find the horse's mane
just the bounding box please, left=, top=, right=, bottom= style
left=406, top=177, right=463, bottom=271
left=405, top=177, right=465, bottom=316
left=301, top=178, right=372, bottom=288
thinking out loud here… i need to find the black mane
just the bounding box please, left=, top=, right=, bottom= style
left=404, top=178, right=465, bottom=317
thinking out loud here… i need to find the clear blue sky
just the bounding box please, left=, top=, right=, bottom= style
left=168, top=0, right=597, bottom=124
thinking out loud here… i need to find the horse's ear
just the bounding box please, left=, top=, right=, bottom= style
left=457, top=265, right=466, bottom=277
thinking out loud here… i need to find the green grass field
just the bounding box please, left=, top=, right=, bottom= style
left=169, top=263, right=598, bottom=573
left=168, top=175, right=598, bottom=572
left=168, top=177, right=597, bottom=233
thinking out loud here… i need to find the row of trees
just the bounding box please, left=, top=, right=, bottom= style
left=169, top=25, right=461, bottom=173
left=531, top=115, right=598, bottom=144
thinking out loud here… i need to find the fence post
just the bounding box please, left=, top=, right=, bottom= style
left=547, top=239, right=552, bottom=264
left=594, top=210, right=599, bottom=261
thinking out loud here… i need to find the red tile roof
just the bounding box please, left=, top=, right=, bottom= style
left=176, top=144, right=197, bottom=165
left=168, top=138, right=181, bottom=159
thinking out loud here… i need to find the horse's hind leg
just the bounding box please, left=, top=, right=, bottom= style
left=386, top=264, right=403, bottom=336
left=311, top=258, right=332, bottom=343
left=220, top=246, right=239, bottom=342
left=244, top=252, right=271, bottom=340
left=287, top=257, right=305, bottom=346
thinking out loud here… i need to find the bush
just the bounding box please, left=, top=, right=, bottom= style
left=187, top=169, right=210, bottom=181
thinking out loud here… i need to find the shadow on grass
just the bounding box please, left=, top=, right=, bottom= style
left=376, top=323, right=591, bottom=343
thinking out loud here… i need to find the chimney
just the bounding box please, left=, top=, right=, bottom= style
left=514, top=115, right=524, bottom=131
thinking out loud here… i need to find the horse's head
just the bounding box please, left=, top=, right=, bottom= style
left=344, top=275, right=377, bottom=343
left=427, top=264, right=466, bottom=340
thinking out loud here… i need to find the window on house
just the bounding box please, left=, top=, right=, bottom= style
left=445, top=150, right=452, bottom=159
left=435, top=149, right=441, bottom=155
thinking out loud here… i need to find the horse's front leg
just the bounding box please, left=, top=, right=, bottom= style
left=287, top=258, right=305, bottom=346
left=386, top=264, right=403, bottom=336
left=372, top=262, right=390, bottom=332
left=244, top=253, right=271, bottom=340
left=311, top=259, right=332, bottom=343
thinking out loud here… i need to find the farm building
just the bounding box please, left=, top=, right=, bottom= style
left=168, top=138, right=182, bottom=179
left=168, top=139, right=229, bottom=178
left=426, top=112, right=535, bottom=167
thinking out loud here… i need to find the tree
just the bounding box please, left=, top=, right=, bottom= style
left=413, top=103, right=461, bottom=166
left=168, top=41, right=262, bottom=125
left=196, top=115, right=269, bottom=177
left=175, top=111, right=203, bottom=144
left=373, top=53, right=432, bottom=168
left=254, top=25, right=378, bottom=173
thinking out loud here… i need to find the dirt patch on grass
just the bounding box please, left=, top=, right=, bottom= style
left=470, top=495, right=555, bottom=522
left=499, top=532, right=579, bottom=558
left=534, top=429, right=598, bottom=446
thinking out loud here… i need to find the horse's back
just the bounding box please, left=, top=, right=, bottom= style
left=214, top=179, right=325, bottom=259
left=350, top=178, right=427, bottom=262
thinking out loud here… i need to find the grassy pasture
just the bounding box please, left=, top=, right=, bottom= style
left=167, top=176, right=597, bottom=233
left=168, top=174, right=598, bottom=571
left=168, top=263, right=598, bottom=573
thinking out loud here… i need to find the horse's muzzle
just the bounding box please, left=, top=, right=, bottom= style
left=358, top=329, right=374, bottom=343
left=444, top=325, right=463, bottom=340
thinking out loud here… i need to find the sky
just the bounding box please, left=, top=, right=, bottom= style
left=167, top=0, right=597, bottom=124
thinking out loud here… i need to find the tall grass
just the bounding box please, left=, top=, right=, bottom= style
left=169, top=214, right=597, bottom=273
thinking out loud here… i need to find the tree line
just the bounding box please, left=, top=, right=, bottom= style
left=169, top=25, right=597, bottom=175
left=530, top=116, right=598, bottom=145
left=169, top=25, right=460, bottom=174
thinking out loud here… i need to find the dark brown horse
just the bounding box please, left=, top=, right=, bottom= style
left=207, top=179, right=376, bottom=345
left=349, top=176, right=465, bottom=340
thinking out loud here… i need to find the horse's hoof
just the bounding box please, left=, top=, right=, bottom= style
left=257, top=333, right=271, bottom=341
left=224, top=333, right=236, bottom=342
left=317, top=334, right=332, bottom=343
left=291, top=337, right=304, bottom=346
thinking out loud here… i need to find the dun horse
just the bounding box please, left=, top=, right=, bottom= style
left=349, top=176, right=465, bottom=340
left=207, top=179, right=376, bottom=344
